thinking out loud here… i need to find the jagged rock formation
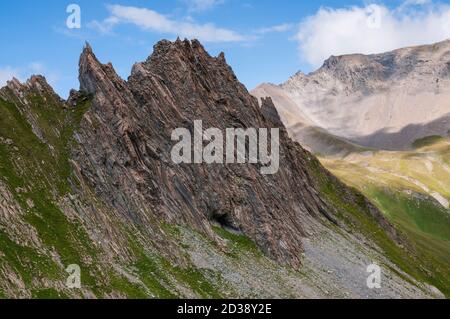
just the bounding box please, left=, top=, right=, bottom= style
left=0, top=39, right=446, bottom=298
left=252, top=39, right=450, bottom=152
left=74, top=39, right=348, bottom=268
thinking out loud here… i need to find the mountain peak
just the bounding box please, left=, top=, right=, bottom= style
left=79, top=42, right=97, bottom=69
left=78, top=42, right=124, bottom=95
left=26, top=75, right=54, bottom=92
left=148, top=38, right=210, bottom=64
left=83, top=41, right=93, bottom=52
left=130, top=38, right=239, bottom=102
left=79, top=42, right=102, bottom=94
left=145, top=38, right=229, bottom=70
left=253, top=38, right=450, bottom=152
left=0, top=74, right=59, bottom=104
left=321, top=54, right=368, bottom=70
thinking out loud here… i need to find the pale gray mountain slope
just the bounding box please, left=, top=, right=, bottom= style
left=252, top=39, right=450, bottom=152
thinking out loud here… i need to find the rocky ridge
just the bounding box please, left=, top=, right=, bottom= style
left=0, top=39, right=445, bottom=298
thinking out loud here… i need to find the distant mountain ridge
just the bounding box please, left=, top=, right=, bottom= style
left=252, top=40, right=450, bottom=297
left=252, top=39, right=450, bottom=153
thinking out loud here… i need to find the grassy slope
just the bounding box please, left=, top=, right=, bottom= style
left=319, top=137, right=450, bottom=296
left=0, top=93, right=227, bottom=298
left=0, top=92, right=110, bottom=297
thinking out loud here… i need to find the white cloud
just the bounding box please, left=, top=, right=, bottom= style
left=295, top=1, right=450, bottom=68
left=87, top=17, right=120, bottom=35
left=183, top=0, right=224, bottom=12
left=91, top=4, right=245, bottom=42
left=402, top=0, right=430, bottom=6
left=255, top=23, right=294, bottom=35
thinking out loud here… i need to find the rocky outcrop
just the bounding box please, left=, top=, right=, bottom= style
left=73, top=39, right=358, bottom=268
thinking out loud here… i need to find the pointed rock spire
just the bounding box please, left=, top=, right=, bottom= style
left=79, top=42, right=102, bottom=94
left=261, top=97, right=283, bottom=127
left=78, top=42, right=124, bottom=96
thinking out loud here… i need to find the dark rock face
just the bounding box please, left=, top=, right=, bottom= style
left=73, top=39, right=362, bottom=268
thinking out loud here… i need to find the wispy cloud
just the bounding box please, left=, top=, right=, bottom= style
left=90, top=4, right=245, bottom=42
left=255, top=23, right=294, bottom=35
left=28, top=62, right=45, bottom=74
left=53, top=25, right=92, bottom=39
left=401, top=0, right=431, bottom=6
left=183, top=0, right=225, bottom=12
left=295, top=1, right=450, bottom=68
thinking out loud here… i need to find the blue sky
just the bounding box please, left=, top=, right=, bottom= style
left=1, top=0, right=450, bottom=98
